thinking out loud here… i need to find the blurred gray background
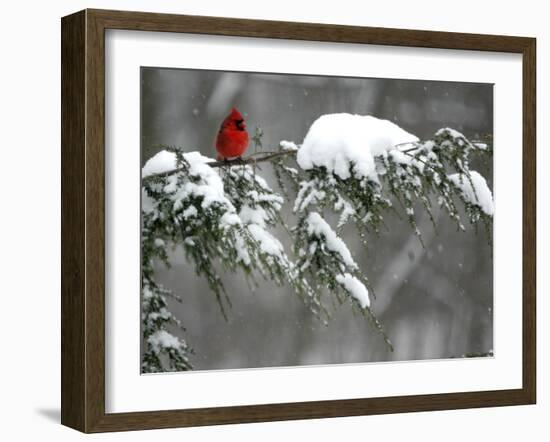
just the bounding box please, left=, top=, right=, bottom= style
left=141, top=67, right=493, bottom=371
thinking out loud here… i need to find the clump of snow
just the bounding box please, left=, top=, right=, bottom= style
left=334, top=197, right=355, bottom=228
left=234, top=233, right=251, bottom=265
left=147, top=330, right=181, bottom=354
left=294, top=180, right=326, bottom=212
left=162, top=151, right=233, bottom=211
left=448, top=171, right=494, bottom=216
left=220, top=212, right=241, bottom=228
left=280, top=140, right=299, bottom=151
left=142, top=285, right=154, bottom=300
left=297, top=113, right=418, bottom=181
left=239, top=205, right=269, bottom=227
left=247, top=224, right=284, bottom=258
left=436, top=127, right=466, bottom=141
left=336, top=273, right=370, bottom=308
left=435, top=128, right=474, bottom=150
left=387, top=149, right=425, bottom=173
left=473, top=142, right=488, bottom=150
left=146, top=307, right=172, bottom=322
left=182, top=205, right=198, bottom=219
left=142, top=150, right=177, bottom=178
left=305, top=212, right=357, bottom=269
left=253, top=192, right=284, bottom=206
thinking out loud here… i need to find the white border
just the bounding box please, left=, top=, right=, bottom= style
left=105, top=30, right=523, bottom=413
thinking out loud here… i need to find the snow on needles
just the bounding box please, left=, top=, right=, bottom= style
left=306, top=212, right=357, bottom=269
left=247, top=224, right=284, bottom=258
left=297, top=113, right=419, bottom=181
left=336, top=273, right=370, bottom=308
left=142, top=150, right=288, bottom=263
left=448, top=171, right=494, bottom=216
left=142, top=150, right=178, bottom=178
left=147, top=330, right=182, bottom=354
left=162, top=151, right=231, bottom=211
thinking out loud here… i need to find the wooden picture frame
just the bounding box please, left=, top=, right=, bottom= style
left=61, top=8, right=536, bottom=433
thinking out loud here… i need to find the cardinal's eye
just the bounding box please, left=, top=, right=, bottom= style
left=236, top=119, right=245, bottom=130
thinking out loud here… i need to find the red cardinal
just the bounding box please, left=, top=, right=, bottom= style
left=215, top=107, right=249, bottom=160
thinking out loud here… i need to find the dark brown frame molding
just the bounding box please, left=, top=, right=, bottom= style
left=61, top=9, right=536, bottom=433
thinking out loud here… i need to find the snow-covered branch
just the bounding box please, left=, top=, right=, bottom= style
left=141, top=113, right=493, bottom=372
left=142, top=146, right=298, bottom=181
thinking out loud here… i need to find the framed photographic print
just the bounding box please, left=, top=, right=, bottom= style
left=61, top=9, right=536, bottom=433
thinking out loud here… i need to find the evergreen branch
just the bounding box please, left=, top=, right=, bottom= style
left=141, top=126, right=493, bottom=371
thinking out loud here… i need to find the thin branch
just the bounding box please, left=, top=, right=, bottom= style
left=143, top=149, right=297, bottom=181
left=402, top=151, right=430, bottom=168
left=143, top=135, right=483, bottom=183
left=394, top=141, right=421, bottom=153
left=400, top=145, right=422, bottom=154
left=246, top=150, right=283, bottom=158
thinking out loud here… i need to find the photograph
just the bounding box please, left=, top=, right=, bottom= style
left=140, top=67, right=494, bottom=374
